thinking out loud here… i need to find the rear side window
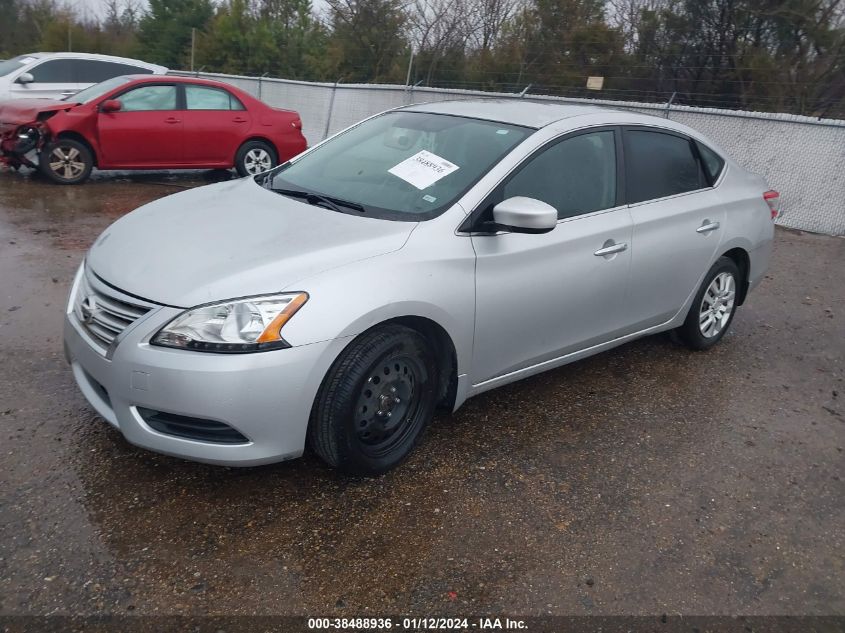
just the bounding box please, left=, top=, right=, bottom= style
left=502, top=130, right=617, bottom=219
left=185, top=85, right=244, bottom=110
left=28, top=59, right=77, bottom=83
left=119, top=85, right=177, bottom=111
left=75, top=60, right=152, bottom=83
left=624, top=130, right=706, bottom=204
left=695, top=141, right=725, bottom=184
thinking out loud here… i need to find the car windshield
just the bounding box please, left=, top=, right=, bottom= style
left=65, top=76, right=132, bottom=103
left=264, top=111, right=532, bottom=221
left=0, top=55, right=33, bottom=77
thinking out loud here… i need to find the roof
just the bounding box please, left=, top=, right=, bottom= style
left=402, top=99, right=609, bottom=129
left=121, top=74, right=247, bottom=89
left=15, top=52, right=166, bottom=73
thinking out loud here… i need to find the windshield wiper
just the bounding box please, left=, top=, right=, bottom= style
left=272, top=188, right=366, bottom=213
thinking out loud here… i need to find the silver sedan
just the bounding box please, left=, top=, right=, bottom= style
left=64, top=100, right=777, bottom=474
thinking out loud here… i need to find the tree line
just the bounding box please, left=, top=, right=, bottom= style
left=1, top=0, right=843, bottom=117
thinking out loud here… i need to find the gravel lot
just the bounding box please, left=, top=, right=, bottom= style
left=0, top=170, right=843, bottom=621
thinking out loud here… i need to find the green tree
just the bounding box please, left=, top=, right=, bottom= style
left=136, top=0, right=214, bottom=68
left=325, top=0, right=409, bottom=82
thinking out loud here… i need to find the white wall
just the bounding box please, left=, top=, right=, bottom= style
left=179, top=72, right=845, bottom=235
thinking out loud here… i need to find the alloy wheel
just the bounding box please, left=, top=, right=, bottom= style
left=699, top=271, right=736, bottom=338
left=243, top=148, right=272, bottom=174
left=49, top=145, right=86, bottom=180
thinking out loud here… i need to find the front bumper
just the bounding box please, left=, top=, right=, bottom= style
left=63, top=289, right=348, bottom=467
left=0, top=124, right=40, bottom=167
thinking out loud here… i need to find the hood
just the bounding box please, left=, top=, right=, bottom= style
left=0, top=98, right=75, bottom=124
left=87, top=178, right=417, bottom=307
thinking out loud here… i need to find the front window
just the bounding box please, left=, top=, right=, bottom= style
left=264, top=111, right=533, bottom=221
left=118, top=85, right=177, bottom=111
left=65, top=76, right=131, bottom=103
left=0, top=55, right=33, bottom=77
left=502, top=130, right=617, bottom=219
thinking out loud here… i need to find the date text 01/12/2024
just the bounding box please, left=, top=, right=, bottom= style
left=306, top=617, right=528, bottom=630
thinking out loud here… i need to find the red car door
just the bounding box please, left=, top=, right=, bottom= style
left=181, top=84, right=251, bottom=166
left=96, top=83, right=184, bottom=168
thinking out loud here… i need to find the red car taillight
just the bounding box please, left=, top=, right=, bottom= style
left=763, top=190, right=779, bottom=220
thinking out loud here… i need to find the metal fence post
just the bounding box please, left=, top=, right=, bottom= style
left=323, top=78, right=342, bottom=141
left=665, top=92, right=677, bottom=118
left=519, top=84, right=533, bottom=98
left=258, top=72, right=269, bottom=100
left=407, top=79, right=423, bottom=105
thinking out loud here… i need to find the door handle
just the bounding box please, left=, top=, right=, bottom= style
left=232, top=117, right=248, bottom=123
left=60, top=91, right=77, bottom=96
left=164, top=117, right=181, bottom=124
left=594, top=241, right=628, bottom=257
left=697, top=221, right=720, bottom=234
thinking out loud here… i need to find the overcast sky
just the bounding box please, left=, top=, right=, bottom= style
left=75, top=0, right=329, bottom=21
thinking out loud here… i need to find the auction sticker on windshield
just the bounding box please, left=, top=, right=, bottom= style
left=388, top=150, right=459, bottom=190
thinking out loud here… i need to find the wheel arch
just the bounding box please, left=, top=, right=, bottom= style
left=53, top=131, right=98, bottom=167
left=235, top=136, right=279, bottom=163
left=381, top=315, right=459, bottom=410
left=720, top=246, right=751, bottom=305
left=315, top=314, right=460, bottom=412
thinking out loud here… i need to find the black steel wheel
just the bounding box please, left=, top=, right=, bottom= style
left=308, top=325, right=438, bottom=475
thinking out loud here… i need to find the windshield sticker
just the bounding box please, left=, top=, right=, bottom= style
left=423, top=194, right=437, bottom=203
left=496, top=129, right=510, bottom=135
left=388, top=150, right=459, bottom=190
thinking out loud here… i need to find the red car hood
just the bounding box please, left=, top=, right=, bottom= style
left=0, top=98, right=75, bottom=124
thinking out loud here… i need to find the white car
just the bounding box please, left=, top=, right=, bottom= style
left=0, top=52, right=167, bottom=101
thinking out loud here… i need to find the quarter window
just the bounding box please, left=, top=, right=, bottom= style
left=502, top=130, right=617, bottom=220
left=185, top=85, right=244, bottom=110
left=624, top=130, right=706, bottom=203
left=695, top=141, right=725, bottom=184
left=119, top=85, right=177, bottom=111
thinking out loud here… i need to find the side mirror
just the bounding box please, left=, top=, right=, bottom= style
left=16, top=72, right=34, bottom=85
left=491, top=196, right=557, bottom=234
left=101, top=99, right=122, bottom=113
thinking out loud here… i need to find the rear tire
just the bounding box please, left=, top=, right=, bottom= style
left=308, top=325, right=439, bottom=475
left=676, top=256, right=740, bottom=350
left=235, top=140, right=277, bottom=176
left=39, top=138, right=93, bottom=184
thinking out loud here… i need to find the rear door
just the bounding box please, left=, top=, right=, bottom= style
left=623, top=127, right=727, bottom=329
left=181, top=84, right=250, bottom=165
left=96, top=83, right=184, bottom=167
left=10, top=59, right=80, bottom=100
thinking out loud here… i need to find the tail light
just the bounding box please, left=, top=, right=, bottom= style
left=763, top=190, right=779, bottom=220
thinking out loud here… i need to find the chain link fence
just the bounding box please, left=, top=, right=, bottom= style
left=176, top=71, right=845, bottom=236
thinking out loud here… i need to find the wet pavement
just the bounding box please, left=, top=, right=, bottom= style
left=0, top=168, right=843, bottom=618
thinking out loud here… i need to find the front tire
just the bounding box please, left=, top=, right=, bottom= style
left=677, top=256, right=740, bottom=350
left=308, top=325, right=439, bottom=475
left=39, top=138, right=93, bottom=184
left=235, top=140, right=277, bottom=177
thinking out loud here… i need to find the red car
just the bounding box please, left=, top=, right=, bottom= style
left=0, top=75, right=307, bottom=184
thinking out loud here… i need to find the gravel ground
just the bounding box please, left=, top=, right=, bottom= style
left=0, top=170, right=843, bottom=619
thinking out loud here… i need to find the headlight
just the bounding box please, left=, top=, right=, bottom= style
left=151, top=292, right=308, bottom=353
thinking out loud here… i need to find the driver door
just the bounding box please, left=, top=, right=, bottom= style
left=96, top=83, right=184, bottom=168
left=470, top=128, right=634, bottom=385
